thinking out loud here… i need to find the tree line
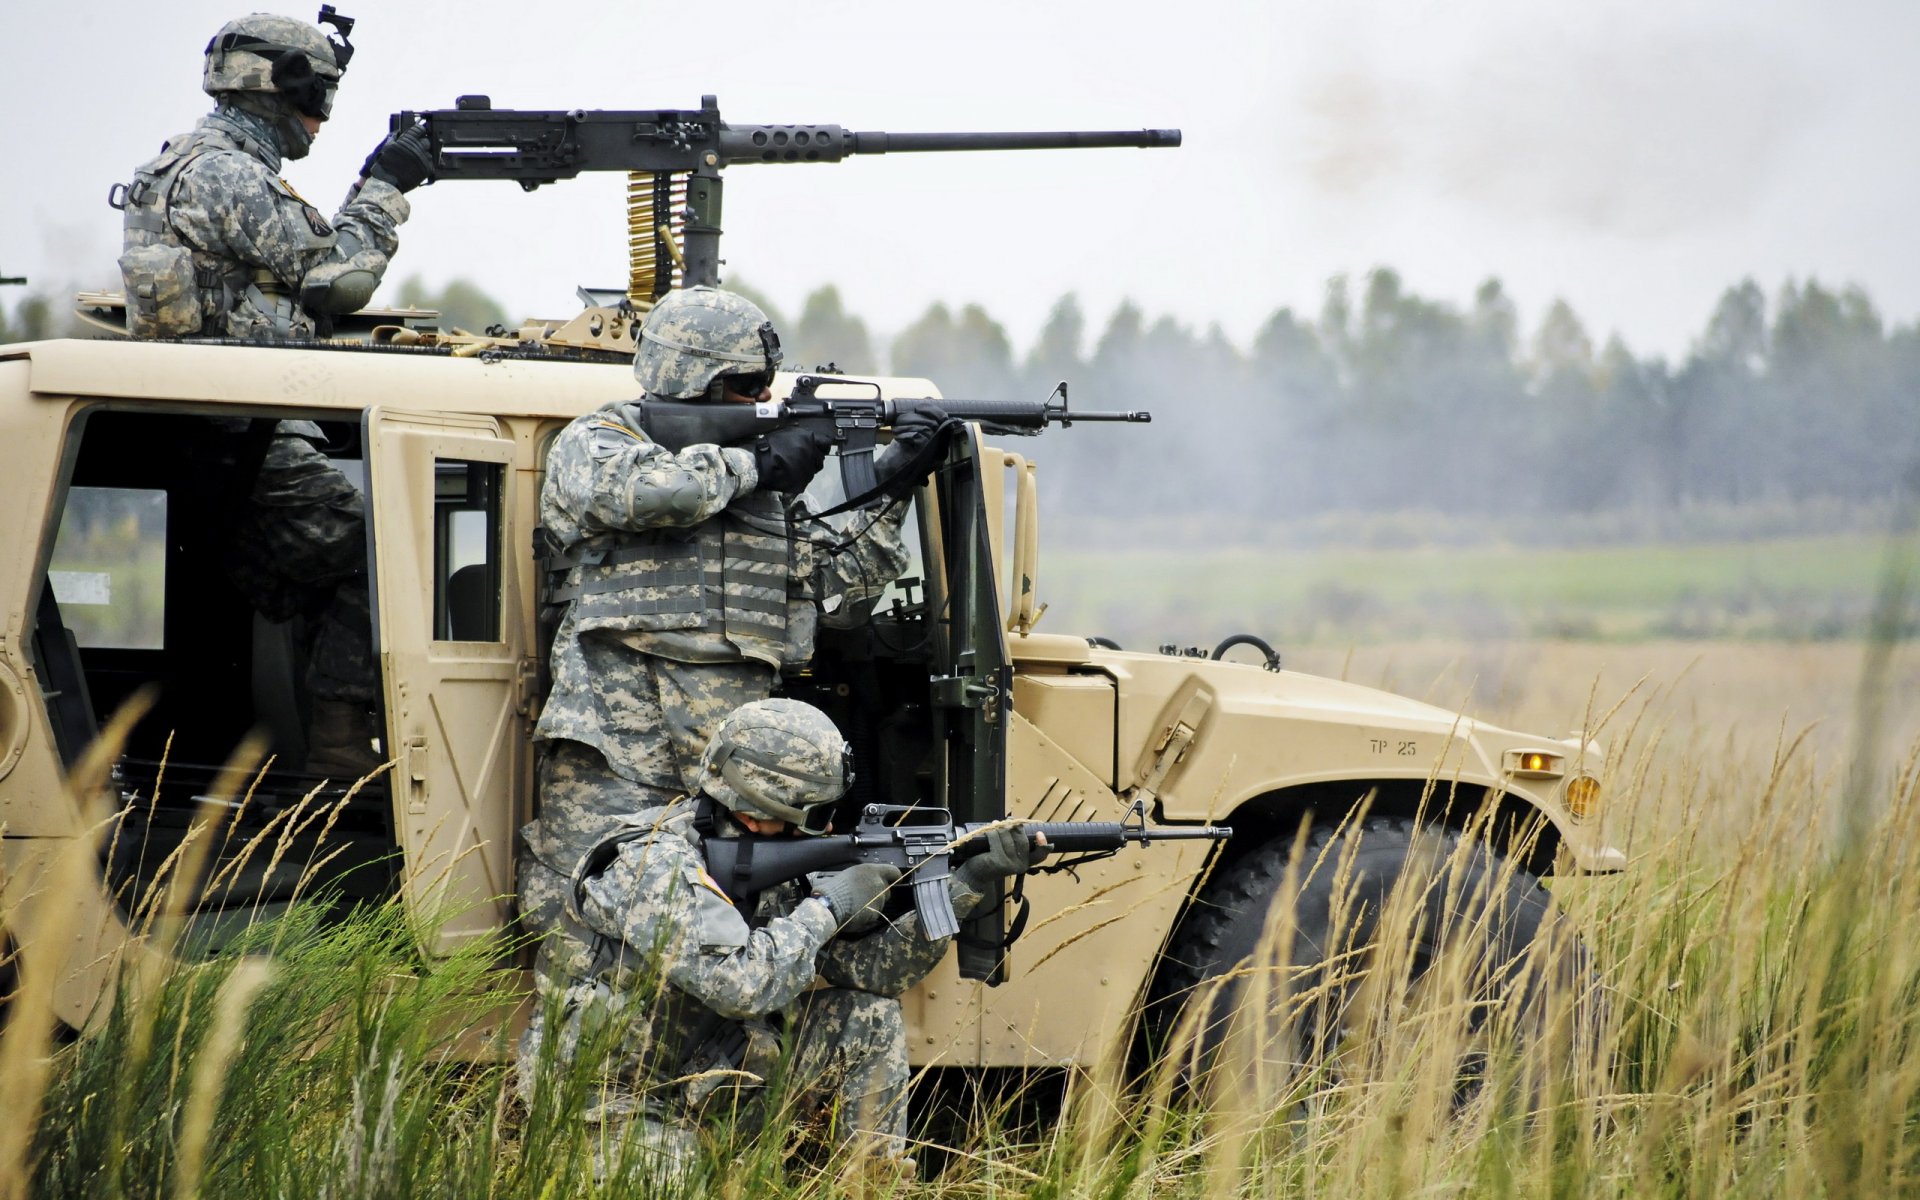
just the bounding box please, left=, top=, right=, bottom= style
left=6, top=271, right=1914, bottom=525
left=766, top=273, right=1920, bottom=525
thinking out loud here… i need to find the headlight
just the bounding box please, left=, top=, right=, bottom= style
left=1564, top=775, right=1602, bottom=820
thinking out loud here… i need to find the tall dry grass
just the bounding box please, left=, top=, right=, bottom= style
left=3, top=650, right=1918, bottom=1197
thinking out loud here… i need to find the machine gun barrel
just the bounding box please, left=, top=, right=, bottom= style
left=395, top=95, right=1180, bottom=288
left=844, top=129, right=1181, bottom=155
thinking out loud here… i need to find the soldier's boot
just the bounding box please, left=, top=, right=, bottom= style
left=306, top=699, right=384, bottom=779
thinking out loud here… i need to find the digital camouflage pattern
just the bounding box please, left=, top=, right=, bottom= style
left=226, top=425, right=373, bottom=704
left=118, top=106, right=407, bottom=339
left=520, top=740, right=681, bottom=981
left=518, top=794, right=971, bottom=1175
left=528, top=659, right=770, bottom=872
left=200, top=14, right=343, bottom=99
left=698, top=698, right=850, bottom=825
left=631, top=287, right=783, bottom=400
left=527, top=398, right=906, bottom=871
left=200, top=11, right=349, bottom=162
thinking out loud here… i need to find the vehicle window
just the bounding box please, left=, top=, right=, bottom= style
left=434, top=459, right=503, bottom=642
left=876, top=497, right=927, bottom=613
left=46, top=486, right=167, bottom=649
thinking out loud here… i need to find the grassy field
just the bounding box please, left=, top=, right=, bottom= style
left=1038, top=532, right=1905, bottom=646
left=4, top=638, right=1917, bottom=1197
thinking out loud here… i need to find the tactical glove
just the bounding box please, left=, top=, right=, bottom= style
left=814, top=863, right=902, bottom=933
left=754, top=425, right=831, bottom=493
left=951, top=824, right=1048, bottom=898
left=872, top=404, right=950, bottom=488
left=361, top=119, right=435, bottom=193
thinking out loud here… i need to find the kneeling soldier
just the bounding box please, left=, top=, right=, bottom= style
left=518, top=697, right=1038, bottom=1178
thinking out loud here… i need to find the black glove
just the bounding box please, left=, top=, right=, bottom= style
left=950, top=824, right=1047, bottom=898
left=361, top=119, right=434, bottom=193
left=873, top=404, right=950, bottom=487
left=815, top=863, right=902, bottom=933
left=754, top=425, right=831, bottom=493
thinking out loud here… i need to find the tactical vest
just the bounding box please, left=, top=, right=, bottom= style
left=545, top=489, right=803, bottom=669
left=113, top=120, right=312, bottom=339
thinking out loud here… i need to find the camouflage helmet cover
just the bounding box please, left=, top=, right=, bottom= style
left=632, top=286, right=784, bottom=400
left=203, top=12, right=350, bottom=118
left=698, top=699, right=851, bottom=831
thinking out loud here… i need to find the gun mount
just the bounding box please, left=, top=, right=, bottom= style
left=392, top=94, right=1181, bottom=298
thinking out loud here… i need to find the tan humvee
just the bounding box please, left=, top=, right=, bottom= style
left=0, top=330, right=1622, bottom=1066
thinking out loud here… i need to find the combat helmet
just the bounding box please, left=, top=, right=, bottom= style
left=698, top=699, right=850, bottom=833
left=203, top=9, right=355, bottom=157
left=633, top=286, right=784, bottom=400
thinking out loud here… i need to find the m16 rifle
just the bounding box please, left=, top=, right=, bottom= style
left=701, top=801, right=1232, bottom=942
left=390, top=95, right=1180, bottom=296
left=638, top=376, right=1151, bottom=508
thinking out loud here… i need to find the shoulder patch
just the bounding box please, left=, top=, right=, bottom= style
left=301, top=205, right=333, bottom=238
left=694, top=866, right=734, bottom=904
left=687, top=865, right=751, bottom=950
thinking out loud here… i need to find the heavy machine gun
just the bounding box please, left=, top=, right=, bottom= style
left=390, top=95, right=1181, bottom=295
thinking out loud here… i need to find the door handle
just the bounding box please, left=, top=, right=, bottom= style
left=406, top=734, right=428, bottom=812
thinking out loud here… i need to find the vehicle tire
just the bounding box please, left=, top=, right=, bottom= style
left=1149, top=816, right=1586, bottom=1098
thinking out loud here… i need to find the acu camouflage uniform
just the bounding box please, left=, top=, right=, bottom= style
left=518, top=795, right=997, bottom=1173
left=117, top=104, right=407, bottom=340
left=522, top=397, right=908, bottom=921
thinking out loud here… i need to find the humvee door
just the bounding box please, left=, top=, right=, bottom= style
left=363, top=407, right=527, bottom=954
left=925, top=426, right=1013, bottom=981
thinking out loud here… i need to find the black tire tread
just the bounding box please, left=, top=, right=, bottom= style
left=1152, top=816, right=1558, bottom=1030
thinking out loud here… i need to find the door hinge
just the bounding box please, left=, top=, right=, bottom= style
left=514, top=658, right=542, bottom=717
left=930, top=673, right=1003, bottom=723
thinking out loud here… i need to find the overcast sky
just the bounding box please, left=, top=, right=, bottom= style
left=5, top=0, right=1916, bottom=360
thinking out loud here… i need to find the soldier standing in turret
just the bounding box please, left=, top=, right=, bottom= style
left=111, top=9, right=434, bottom=777
left=114, top=8, right=431, bottom=340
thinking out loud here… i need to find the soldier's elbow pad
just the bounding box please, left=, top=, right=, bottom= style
left=299, top=266, right=381, bottom=315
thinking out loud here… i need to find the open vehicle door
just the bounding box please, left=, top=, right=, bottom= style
left=364, top=408, right=527, bottom=954
left=924, top=426, right=1013, bottom=981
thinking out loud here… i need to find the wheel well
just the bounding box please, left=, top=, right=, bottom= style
left=1133, top=780, right=1563, bottom=1078
left=1210, top=778, right=1565, bottom=878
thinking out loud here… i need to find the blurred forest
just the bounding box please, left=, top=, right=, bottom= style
left=5, top=271, right=1915, bottom=540
left=843, top=274, right=1920, bottom=535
